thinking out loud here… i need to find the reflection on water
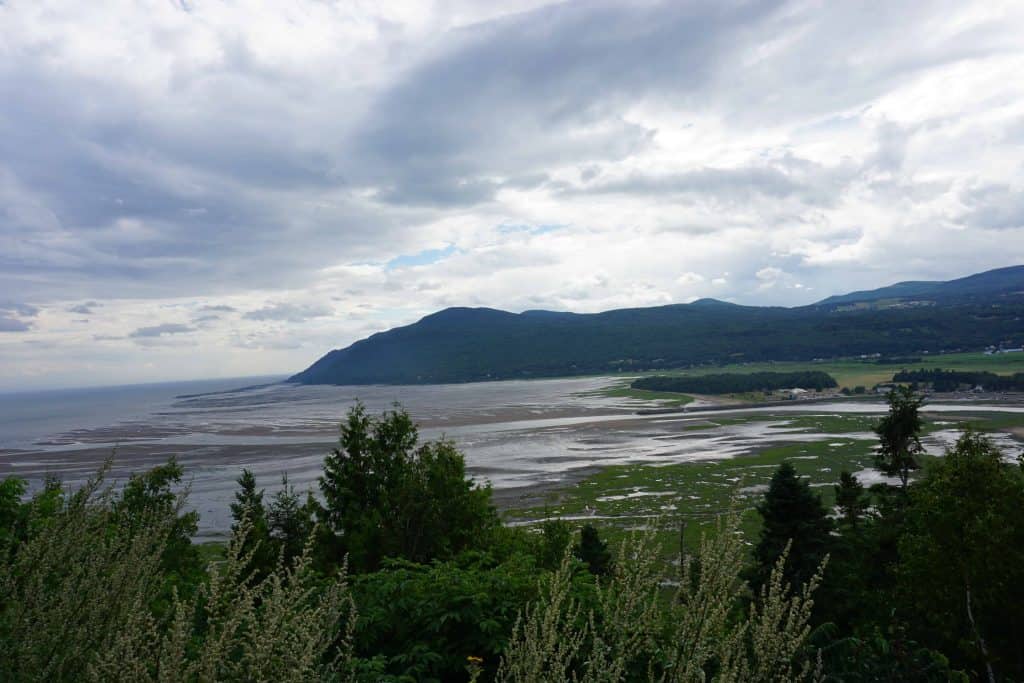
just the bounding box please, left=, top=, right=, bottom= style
left=1, top=376, right=1022, bottom=538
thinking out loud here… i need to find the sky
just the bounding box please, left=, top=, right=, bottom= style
left=3, top=0, right=1024, bottom=390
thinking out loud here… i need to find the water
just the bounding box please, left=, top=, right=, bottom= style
left=0, top=377, right=288, bottom=450
left=1, top=377, right=1021, bottom=538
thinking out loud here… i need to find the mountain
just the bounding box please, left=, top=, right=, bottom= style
left=289, top=266, right=1024, bottom=385
left=815, top=265, right=1024, bottom=308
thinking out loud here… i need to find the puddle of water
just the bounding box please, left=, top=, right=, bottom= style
left=597, top=490, right=675, bottom=502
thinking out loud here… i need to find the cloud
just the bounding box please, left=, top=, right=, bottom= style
left=2, top=0, right=1024, bottom=388
left=0, top=302, right=38, bottom=333
left=243, top=302, right=334, bottom=323
left=0, top=317, right=31, bottom=332
left=67, top=301, right=100, bottom=314
left=129, top=323, right=196, bottom=338
left=676, top=272, right=706, bottom=286
left=959, top=184, right=1024, bottom=231
left=0, top=303, right=39, bottom=317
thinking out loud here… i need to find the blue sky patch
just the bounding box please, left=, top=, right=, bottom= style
left=386, top=244, right=458, bottom=270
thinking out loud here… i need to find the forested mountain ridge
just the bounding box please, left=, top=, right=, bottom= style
left=815, top=264, right=1024, bottom=308
left=289, top=266, right=1024, bottom=385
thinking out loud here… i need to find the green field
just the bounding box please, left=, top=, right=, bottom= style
left=588, top=384, right=695, bottom=406
left=594, top=350, right=1024, bottom=400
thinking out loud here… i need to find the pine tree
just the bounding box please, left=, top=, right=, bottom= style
left=834, top=470, right=869, bottom=528
left=230, top=468, right=274, bottom=577
left=267, top=474, right=315, bottom=565
left=573, top=524, right=612, bottom=576
left=317, top=402, right=498, bottom=572
left=752, top=462, right=832, bottom=592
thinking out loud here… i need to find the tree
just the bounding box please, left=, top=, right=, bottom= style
left=573, top=524, right=612, bottom=576
left=267, top=474, right=316, bottom=565
left=229, top=468, right=275, bottom=578
left=751, top=462, right=832, bottom=593
left=0, top=477, right=27, bottom=558
left=230, top=469, right=266, bottom=533
left=536, top=518, right=572, bottom=571
left=899, top=431, right=1024, bottom=680
left=834, top=470, right=869, bottom=528
left=114, top=458, right=200, bottom=583
left=318, top=402, right=499, bottom=572
left=352, top=553, right=538, bottom=681
left=874, top=386, right=925, bottom=489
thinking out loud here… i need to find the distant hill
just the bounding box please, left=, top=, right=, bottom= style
left=289, top=266, right=1024, bottom=385
left=815, top=265, right=1024, bottom=308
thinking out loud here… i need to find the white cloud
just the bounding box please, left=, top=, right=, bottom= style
left=2, top=0, right=1024, bottom=389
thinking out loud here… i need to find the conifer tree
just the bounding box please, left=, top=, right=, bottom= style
left=752, top=462, right=832, bottom=592
left=834, top=470, right=869, bottom=527
left=574, top=524, right=612, bottom=576
left=230, top=468, right=274, bottom=576
left=267, top=474, right=315, bottom=565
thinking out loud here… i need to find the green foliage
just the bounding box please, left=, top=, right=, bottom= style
left=114, top=458, right=201, bottom=581
left=898, top=431, right=1024, bottom=679
left=874, top=386, right=925, bottom=489
left=536, top=518, right=572, bottom=571
left=0, top=463, right=353, bottom=682
left=0, top=476, right=27, bottom=556
left=633, top=371, right=838, bottom=395
left=268, top=474, right=317, bottom=566
left=318, top=402, right=500, bottom=573
left=893, top=367, right=1024, bottom=391
left=0, top=468, right=178, bottom=681
left=834, top=471, right=869, bottom=528
left=8, top=396, right=1024, bottom=682
left=290, top=270, right=1024, bottom=385
left=352, top=553, right=539, bottom=682
left=751, top=462, right=832, bottom=594
left=498, top=514, right=826, bottom=682
left=813, top=624, right=968, bottom=682
left=94, top=516, right=355, bottom=682
left=229, top=468, right=274, bottom=578
left=574, top=524, right=612, bottom=576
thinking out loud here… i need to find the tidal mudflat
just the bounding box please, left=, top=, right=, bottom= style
left=2, top=376, right=1023, bottom=539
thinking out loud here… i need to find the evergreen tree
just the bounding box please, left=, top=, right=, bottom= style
left=267, top=474, right=316, bottom=565
left=573, top=524, right=612, bottom=576
left=874, top=386, right=925, bottom=489
left=752, top=462, right=832, bottom=592
left=318, top=402, right=498, bottom=572
left=535, top=518, right=571, bottom=571
left=834, top=470, right=869, bottom=528
left=229, top=468, right=274, bottom=577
